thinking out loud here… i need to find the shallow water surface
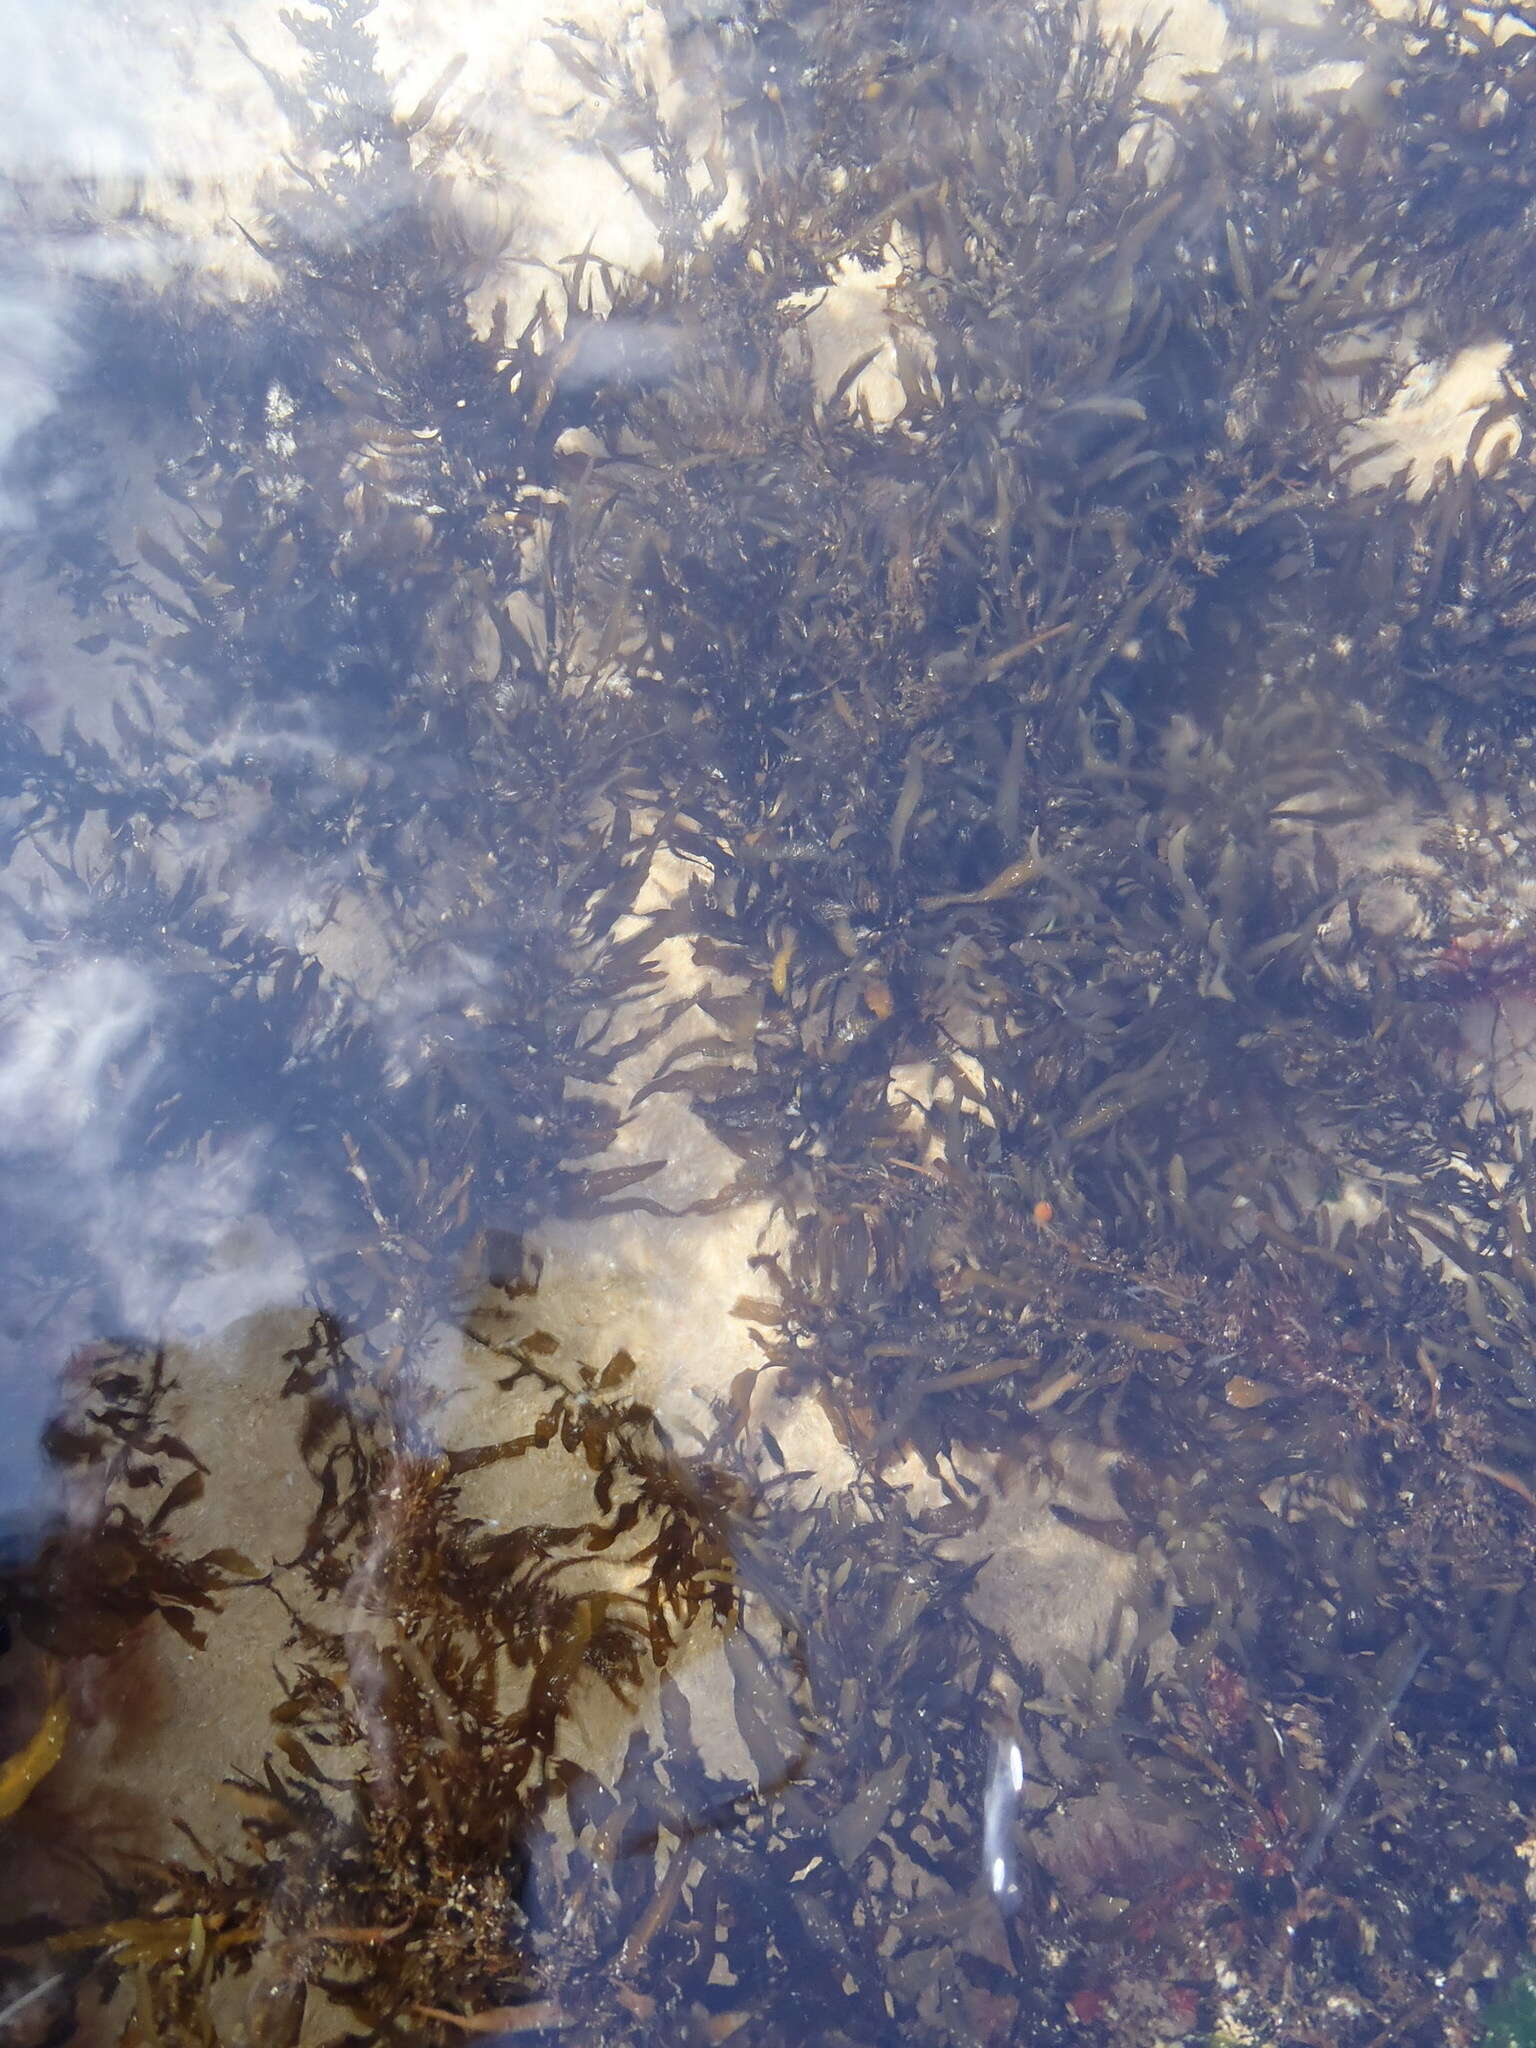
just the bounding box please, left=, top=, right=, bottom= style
left=4, top=2, right=1536, bottom=2043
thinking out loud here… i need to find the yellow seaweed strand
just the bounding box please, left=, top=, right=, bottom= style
left=0, top=1667, right=69, bottom=1820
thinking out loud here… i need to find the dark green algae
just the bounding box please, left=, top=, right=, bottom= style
left=6, top=0, right=1536, bottom=2042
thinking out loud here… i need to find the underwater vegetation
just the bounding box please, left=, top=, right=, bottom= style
left=9, top=0, right=1536, bottom=2041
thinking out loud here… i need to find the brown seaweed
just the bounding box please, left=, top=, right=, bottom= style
left=9, top=0, right=1536, bottom=2042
